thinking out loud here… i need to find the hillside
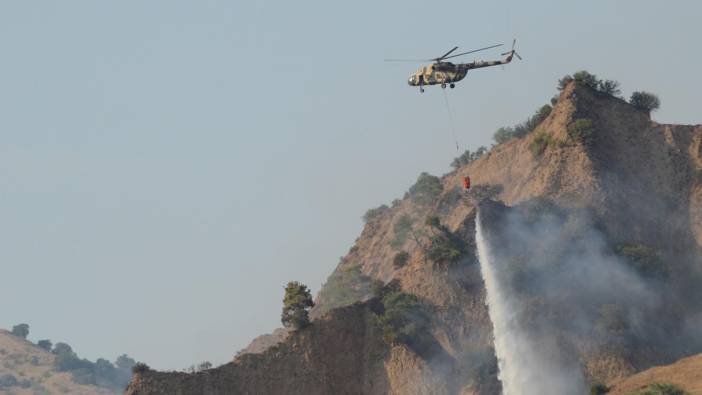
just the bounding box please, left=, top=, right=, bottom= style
left=607, top=353, right=702, bottom=394
left=126, top=78, right=702, bottom=395
left=0, top=329, right=115, bottom=395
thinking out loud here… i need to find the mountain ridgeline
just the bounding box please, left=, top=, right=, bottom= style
left=126, top=77, right=702, bottom=395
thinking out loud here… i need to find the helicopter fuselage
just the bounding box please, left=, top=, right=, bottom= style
left=407, top=53, right=514, bottom=89
left=408, top=62, right=466, bottom=87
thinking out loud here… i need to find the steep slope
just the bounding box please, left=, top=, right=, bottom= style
left=127, top=80, right=702, bottom=394
left=0, top=330, right=115, bottom=395
left=606, top=353, right=702, bottom=394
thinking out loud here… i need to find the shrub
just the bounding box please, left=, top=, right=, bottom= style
left=493, top=126, right=516, bottom=144
left=573, top=70, right=600, bottom=89
left=317, top=265, right=372, bottom=311
left=11, top=324, right=29, bottom=339
left=493, top=105, right=552, bottom=145
left=598, top=80, right=621, bottom=97
left=52, top=342, right=74, bottom=356
left=628, top=383, right=689, bottom=395
left=557, top=75, right=574, bottom=90
left=426, top=233, right=463, bottom=264
left=567, top=118, right=594, bottom=144
left=391, top=215, right=413, bottom=248
left=281, top=281, right=315, bottom=330
left=529, top=130, right=557, bottom=156
left=0, top=374, right=18, bottom=389
left=590, top=382, right=609, bottom=394
left=408, top=173, right=443, bottom=206
left=363, top=204, right=389, bottom=223
left=132, top=362, right=150, bottom=374
left=450, top=146, right=488, bottom=169
left=116, top=354, right=136, bottom=370
left=37, top=340, right=52, bottom=352
left=376, top=291, right=427, bottom=345
left=616, top=244, right=666, bottom=278
left=629, top=91, right=660, bottom=115
left=393, top=251, right=410, bottom=268
left=198, top=361, right=213, bottom=371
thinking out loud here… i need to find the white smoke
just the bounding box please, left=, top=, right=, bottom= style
left=476, top=210, right=586, bottom=395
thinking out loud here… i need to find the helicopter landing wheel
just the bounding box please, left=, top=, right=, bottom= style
left=450, top=83, right=455, bottom=89
left=441, top=83, right=447, bottom=89
left=420, top=87, right=425, bottom=93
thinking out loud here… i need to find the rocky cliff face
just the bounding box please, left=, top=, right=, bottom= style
left=126, top=81, right=702, bottom=395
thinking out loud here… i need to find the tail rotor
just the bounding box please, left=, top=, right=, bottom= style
left=501, top=39, right=522, bottom=60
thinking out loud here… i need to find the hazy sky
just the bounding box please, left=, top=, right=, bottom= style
left=2, top=1, right=700, bottom=370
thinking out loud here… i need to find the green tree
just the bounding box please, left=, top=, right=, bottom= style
left=573, top=70, right=600, bottom=89
left=197, top=361, right=213, bottom=371
left=393, top=251, right=410, bottom=268
left=590, top=382, right=609, bottom=395
left=493, top=126, right=516, bottom=144
left=450, top=146, right=487, bottom=169
left=408, top=173, right=443, bottom=206
left=363, top=204, right=389, bottom=223
left=281, top=281, right=315, bottom=330
left=11, top=323, right=29, bottom=339
left=115, top=354, right=136, bottom=371
left=37, top=339, right=52, bottom=352
left=567, top=119, right=594, bottom=144
left=52, top=342, right=74, bottom=356
left=557, top=74, right=574, bottom=90
left=629, top=91, right=660, bottom=115
left=598, top=79, right=621, bottom=97
left=132, top=362, right=150, bottom=374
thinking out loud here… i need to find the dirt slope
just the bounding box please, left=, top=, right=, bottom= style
left=0, top=329, right=115, bottom=395
left=607, top=353, right=702, bottom=394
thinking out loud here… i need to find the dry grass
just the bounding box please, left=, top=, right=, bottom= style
left=607, top=353, right=702, bottom=395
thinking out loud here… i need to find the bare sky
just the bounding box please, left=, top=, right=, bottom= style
left=1, top=0, right=700, bottom=369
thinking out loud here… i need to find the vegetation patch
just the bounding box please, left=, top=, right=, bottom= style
left=590, top=382, right=609, bottom=394
left=393, top=251, right=410, bottom=269
left=567, top=118, right=594, bottom=145
left=627, top=383, right=690, bottom=395
left=529, top=130, right=558, bottom=156
left=451, top=146, right=487, bottom=169
left=424, top=216, right=466, bottom=265
left=493, top=104, right=552, bottom=144
left=375, top=290, right=428, bottom=346
left=363, top=204, right=389, bottom=223
left=391, top=215, right=414, bottom=249
left=629, top=91, right=661, bottom=115
left=408, top=173, right=443, bottom=206
left=317, top=265, right=373, bottom=312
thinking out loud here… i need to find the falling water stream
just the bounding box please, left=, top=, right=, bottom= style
left=475, top=211, right=577, bottom=395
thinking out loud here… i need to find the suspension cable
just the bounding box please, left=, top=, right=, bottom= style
left=441, top=89, right=460, bottom=151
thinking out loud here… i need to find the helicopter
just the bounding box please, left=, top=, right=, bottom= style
left=386, top=39, right=521, bottom=93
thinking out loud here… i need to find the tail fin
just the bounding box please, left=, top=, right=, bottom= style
left=500, top=39, right=522, bottom=61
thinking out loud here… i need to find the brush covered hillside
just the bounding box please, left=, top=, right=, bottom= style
left=0, top=328, right=135, bottom=395
left=127, top=76, right=702, bottom=395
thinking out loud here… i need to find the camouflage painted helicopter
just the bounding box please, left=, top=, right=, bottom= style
left=386, top=40, right=521, bottom=93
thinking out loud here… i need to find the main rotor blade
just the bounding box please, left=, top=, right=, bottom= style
left=431, top=47, right=458, bottom=62
left=384, top=58, right=431, bottom=62
left=442, top=43, right=503, bottom=60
